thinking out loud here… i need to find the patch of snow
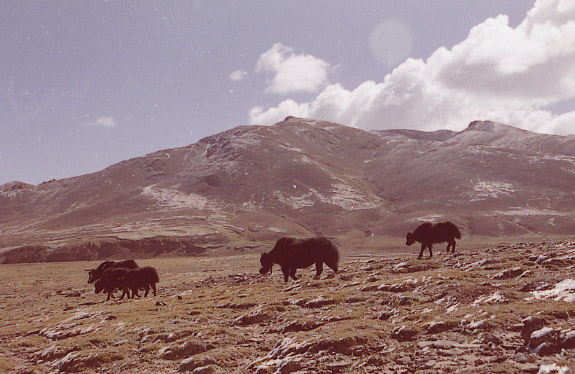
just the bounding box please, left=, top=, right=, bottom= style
left=493, top=208, right=571, bottom=217
left=329, top=183, right=379, bottom=210
left=531, top=279, right=575, bottom=302
left=471, top=181, right=514, bottom=200
left=273, top=181, right=378, bottom=211
left=142, top=185, right=220, bottom=211
left=471, top=291, right=506, bottom=307
left=267, top=227, right=285, bottom=233
left=407, top=214, right=444, bottom=223
left=538, top=363, right=570, bottom=374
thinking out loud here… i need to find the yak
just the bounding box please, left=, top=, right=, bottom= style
left=86, top=259, right=139, bottom=284
left=406, top=221, right=461, bottom=259
left=94, top=268, right=132, bottom=301
left=120, top=267, right=160, bottom=299
left=259, top=236, right=340, bottom=282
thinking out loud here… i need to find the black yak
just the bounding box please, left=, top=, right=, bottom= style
left=94, top=266, right=159, bottom=300
left=406, top=221, right=461, bottom=259
left=259, top=237, right=340, bottom=282
left=119, top=267, right=160, bottom=298
left=86, top=259, right=139, bottom=283
left=94, top=268, right=131, bottom=301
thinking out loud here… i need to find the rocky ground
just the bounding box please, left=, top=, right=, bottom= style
left=1, top=240, right=575, bottom=373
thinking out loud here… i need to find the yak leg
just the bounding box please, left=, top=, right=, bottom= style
left=119, top=287, right=129, bottom=300
left=315, top=262, right=324, bottom=279
left=418, top=243, right=426, bottom=259
left=290, top=268, right=298, bottom=281
left=151, top=283, right=157, bottom=296
left=428, top=244, right=433, bottom=258
left=281, top=266, right=290, bottom=282
left=143, top=285, right=150, bottom=297
left=132, top=287, right=140, bottom=298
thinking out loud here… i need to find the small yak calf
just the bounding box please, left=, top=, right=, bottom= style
left=406, top=221, right=461, bottom=259
left=260, top=237, right=340, bottom=282
left=86, top=259, right=139, bottom=284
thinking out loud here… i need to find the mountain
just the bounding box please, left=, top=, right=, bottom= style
left=2, top=117, right=575, bottom=257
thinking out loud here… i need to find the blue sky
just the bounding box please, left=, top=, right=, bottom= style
left=2, top=1, right=573, bottom=185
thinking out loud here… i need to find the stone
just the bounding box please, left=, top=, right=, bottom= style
left=520, top=316, right=547, bottom=343
left=177, top=356, right=217, bottom=372
left=391, top=326, right=419, bottom=342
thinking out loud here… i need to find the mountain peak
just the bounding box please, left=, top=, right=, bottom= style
left=465, top=120, right=527, bottom=135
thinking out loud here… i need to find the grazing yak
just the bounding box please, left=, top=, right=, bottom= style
left=86, top=260, right=139, bottom=284
left=406, top=221, right=462, bottom=259
left=94, top=266, right=159, bottom=300
left=260, top=237, right=340, bottom=282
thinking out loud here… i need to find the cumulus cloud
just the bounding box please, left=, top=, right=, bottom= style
left=84, top=117, right=118, bottom=128
left=229, top=70, right=247, bottom=82
left=256, top=43, right=332, bottom=95
left=250, top=0, right=575, bottom=135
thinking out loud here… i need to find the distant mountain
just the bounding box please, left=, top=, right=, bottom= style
left=2, top=117, right=575, bottom=257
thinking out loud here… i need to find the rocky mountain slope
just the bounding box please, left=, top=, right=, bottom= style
left=2, top=117, right=575, bottom=257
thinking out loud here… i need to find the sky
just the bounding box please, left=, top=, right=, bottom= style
left=1, top=0, right=574, bottom=186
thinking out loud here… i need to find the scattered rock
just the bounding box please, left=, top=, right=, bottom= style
left=191, top=365, right=216, bottom=374
left=282, top=320, right=323, bottom=333
left=304, top=296, right=338, bottom=308
left=234, top=306, right=273, bottom=326
left=521, top=316, right=548, bottom=343
left=159, top=341, right=212, bottom=360
left=491, top=267, right=525, bottom=280
left=391, top=326, right=418, bottom=342
left=424, top=320, right=458, bottom=334
left=177, top=356, right=217, bottom=372
left=527, top=327, right=562, bottom=355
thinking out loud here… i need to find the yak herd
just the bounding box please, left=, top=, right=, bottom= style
left=86, top=221, right=461, bottom=300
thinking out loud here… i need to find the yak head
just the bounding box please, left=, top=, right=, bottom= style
left=86, top=269, right=99, bottom=284
left=259, top=252, right=273, bottom=275
left=94, top=279, right=104, bottom=294
left=406, top=232, right=415, bottom=246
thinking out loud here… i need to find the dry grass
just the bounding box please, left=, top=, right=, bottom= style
left=1, top=244, right=575, bottom=373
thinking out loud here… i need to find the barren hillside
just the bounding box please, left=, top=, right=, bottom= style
left=2, top=117, right=575, bottom=260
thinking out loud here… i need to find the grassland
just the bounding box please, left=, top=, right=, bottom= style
left=1, top=241, right=575, bottom=373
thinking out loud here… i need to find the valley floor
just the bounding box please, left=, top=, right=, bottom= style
left=1, top=241, right=575, bottom=373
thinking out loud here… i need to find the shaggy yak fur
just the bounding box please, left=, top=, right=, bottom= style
left=119, top=267, right=160, bottom=298
left=406, top=221, right=462, bottom=259
left=260, top=236, right=340, bottom=282
left=94, top=266, right=159, bottom=300
left=86, top=260, right=139, bottom=283
left=94, top=268, right=132, bottom=301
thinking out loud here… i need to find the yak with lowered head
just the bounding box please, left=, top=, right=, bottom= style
left=94, top=267, right=132, bottom=301
left=260, top=236, right=340, bottom=282
left=86, top=260, right=139, bottom=284
left=406, top=221, right=461, bottom=259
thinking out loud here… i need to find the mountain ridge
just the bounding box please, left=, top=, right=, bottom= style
left=2, top=117, right=575, bottom=256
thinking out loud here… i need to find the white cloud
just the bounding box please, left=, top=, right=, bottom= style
left=84, top=117, right=118, bottom=128
left=256, top=43, right=331, bottom=95
left=250, top=0, right=575, bottom=135
left=229, top=70, right=247, bottom=82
